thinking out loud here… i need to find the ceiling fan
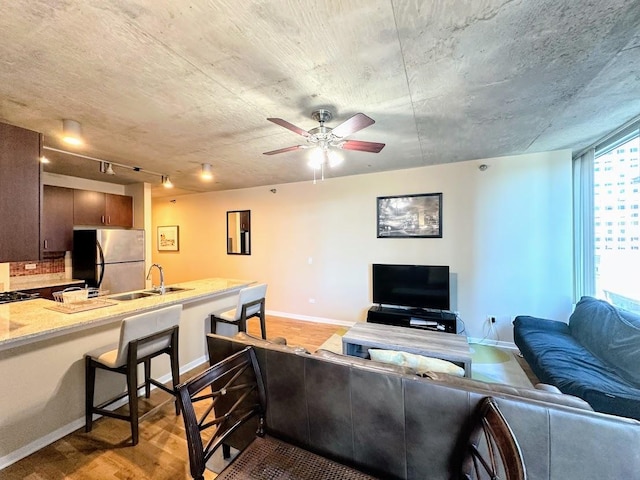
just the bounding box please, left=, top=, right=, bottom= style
left=263, top=109, right=385, bottom=159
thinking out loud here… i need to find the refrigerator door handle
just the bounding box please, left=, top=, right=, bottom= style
left=97, top=241, right=106, bottom=288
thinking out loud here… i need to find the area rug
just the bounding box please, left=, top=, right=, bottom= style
left=318, top=331, right=532, bottom=389
left=469, top=343, right=533, bottom=388
left=317, top=332, right=345, bottom=354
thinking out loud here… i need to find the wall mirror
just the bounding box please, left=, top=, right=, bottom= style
left=227, top=210, right=251, bottom=255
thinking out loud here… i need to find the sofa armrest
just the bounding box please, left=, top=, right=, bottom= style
left=234, top=331, right=287, bottom=345
left=535, top=383, right=562, bottom=394
left=513, top=315, right=570, bottom=333
left=422, top=371, right=593, bottom=411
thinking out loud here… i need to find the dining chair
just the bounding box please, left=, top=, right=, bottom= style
left=177, top=346, right=378, bottom=480
left=85, top=304, right=182, bottom=445
left=210, top=283, right=267, bottom=339
left=461, top=396, right=527, bottom=480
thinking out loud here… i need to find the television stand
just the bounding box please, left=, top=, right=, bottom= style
left=367, top=305, right=458, bottom=334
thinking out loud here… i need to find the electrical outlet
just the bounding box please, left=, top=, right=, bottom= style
left=487, top=315, right=496, bottom=324
left=308, top=298, right=316, bottom=304
left=25, top=263, right=37, bottom=270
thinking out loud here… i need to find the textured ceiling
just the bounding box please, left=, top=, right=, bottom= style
left=1, top=0, right=639, bottom=197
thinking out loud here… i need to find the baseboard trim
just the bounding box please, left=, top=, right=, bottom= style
left=266, top=309, right=356, bottom=327
left=468, top=337, right=517, bottom=350
left=0, top=355, right=209, bottom=471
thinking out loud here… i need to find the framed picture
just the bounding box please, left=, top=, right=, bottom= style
left=377, top=193, right=442, bottom=238
left=157, top=225, right=179, bottom=251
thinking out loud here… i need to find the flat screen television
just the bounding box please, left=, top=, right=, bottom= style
left=372, top=264, right=450, bottom=311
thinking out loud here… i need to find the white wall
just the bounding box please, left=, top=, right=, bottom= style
left=152, top=150, right=574, bottom=343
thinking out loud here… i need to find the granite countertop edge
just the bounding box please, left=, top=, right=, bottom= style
left=0, top=277, right=254, bottom=352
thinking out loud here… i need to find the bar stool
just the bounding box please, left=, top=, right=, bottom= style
left=85, top=304, right=182, bottom=445
left=211, top=283, right=267, bottom=339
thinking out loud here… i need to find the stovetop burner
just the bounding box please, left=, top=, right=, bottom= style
left=0, top=291, right=39, bottom=304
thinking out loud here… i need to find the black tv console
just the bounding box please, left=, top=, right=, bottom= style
left=367, top=306, right=458, bottom=334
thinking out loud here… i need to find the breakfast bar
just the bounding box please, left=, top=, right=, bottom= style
left=0, top=277, right=252, bottom=467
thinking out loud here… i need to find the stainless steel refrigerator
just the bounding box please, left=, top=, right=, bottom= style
left=72, top=229, right=145, bottom=294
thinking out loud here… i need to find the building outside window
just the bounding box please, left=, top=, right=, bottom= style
left=592, top=133, right=640, bottom=312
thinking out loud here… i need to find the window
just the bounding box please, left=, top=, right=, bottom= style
left=576, top=123, right=640, bottom=313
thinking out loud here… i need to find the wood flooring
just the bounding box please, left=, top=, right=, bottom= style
left=2, top=317, right=537, bottom=480
left=1, top=316, right=340, bottom=480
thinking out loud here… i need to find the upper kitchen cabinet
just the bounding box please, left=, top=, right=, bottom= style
left=0, top=122, right=41, bottom=262
left=42, top=185, right=74, bottom=252
left=73, top=190, right=133, bottom=228
left=105, top=193, right=133, bottom=227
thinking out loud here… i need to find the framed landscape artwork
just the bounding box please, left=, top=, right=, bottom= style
left=377, top=193, right=442, bottom=238
left=157, top=225, right=179, bottom=251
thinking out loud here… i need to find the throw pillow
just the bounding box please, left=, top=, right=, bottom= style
left=368, top=349, right=465, bottom=377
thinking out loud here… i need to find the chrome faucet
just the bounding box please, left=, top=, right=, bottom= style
left=146, top=263, right=165, bottom=294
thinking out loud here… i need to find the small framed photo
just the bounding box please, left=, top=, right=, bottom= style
left=377, top=193, right=442, bottom=238
left=157, top=225, right=179, bottom=251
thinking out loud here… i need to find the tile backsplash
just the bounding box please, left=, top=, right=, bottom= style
left=10, top=253, right=66, bottom=277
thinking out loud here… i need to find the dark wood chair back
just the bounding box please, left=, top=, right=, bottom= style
left=176, top=347, right=266, bottom=480
left=461, top=397, right=527, bottom=480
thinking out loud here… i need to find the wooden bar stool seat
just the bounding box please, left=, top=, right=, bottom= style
left=85, top=304, right=182, bottom=445
left=210, top=283, right=267, bottom=339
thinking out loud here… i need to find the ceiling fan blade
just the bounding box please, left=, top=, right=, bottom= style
left=267, top=118, right=310, bottom=137
left=331, top=113, right=375, bottom=138
left=263, top=145, right=305, bottom=155
left=340, top=139, right=385, bottom=153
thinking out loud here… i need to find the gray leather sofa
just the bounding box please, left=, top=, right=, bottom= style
left=207, top=332, right=640, bottom=480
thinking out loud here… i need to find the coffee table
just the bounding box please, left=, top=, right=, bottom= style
left=342, top=322, right=472, bottom=377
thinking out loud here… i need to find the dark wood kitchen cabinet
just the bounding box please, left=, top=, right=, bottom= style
left=105, top=193, right=133, bottom=227
left=0, top=122, right=41, bottom=262
left=73, top=190, right=133, bottom=228
left=42, top=185, right=74, bottom=252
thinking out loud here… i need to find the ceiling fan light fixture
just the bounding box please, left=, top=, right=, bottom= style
left=62, top=119, right=83, bottom=146
left=201, top=163, right=213, bottom=180
left=327, top=150, right=343, bottom=168
left=308, top=148, right=325, bottom=170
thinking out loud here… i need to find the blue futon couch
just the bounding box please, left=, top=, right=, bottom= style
left=514, top=296, right=640, bottom=420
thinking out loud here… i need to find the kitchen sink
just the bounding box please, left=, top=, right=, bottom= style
left=110, top=291, right=158, bottom=301
left=143, top=286, right=193, bottom=295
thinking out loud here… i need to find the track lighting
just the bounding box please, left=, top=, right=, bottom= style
left=62, top=119, right=83, bottom=146
left=99, top=161, right=115, bottom=175
left=43, top=146, right=173, bottom=188
left=40, top=156, right=50, bottom=164
left=201, top=163, right=213, bottom=181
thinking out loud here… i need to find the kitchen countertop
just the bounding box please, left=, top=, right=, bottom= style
left=10, top=278, right=85, bottom=291
left=0, top=277, right=252, bottom=351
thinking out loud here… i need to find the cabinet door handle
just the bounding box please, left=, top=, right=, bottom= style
left=43, top=239, right=48, bottom=250
left=101, top=215, right=105, bottom=224
left=107, top=215, right=111, bottom=224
